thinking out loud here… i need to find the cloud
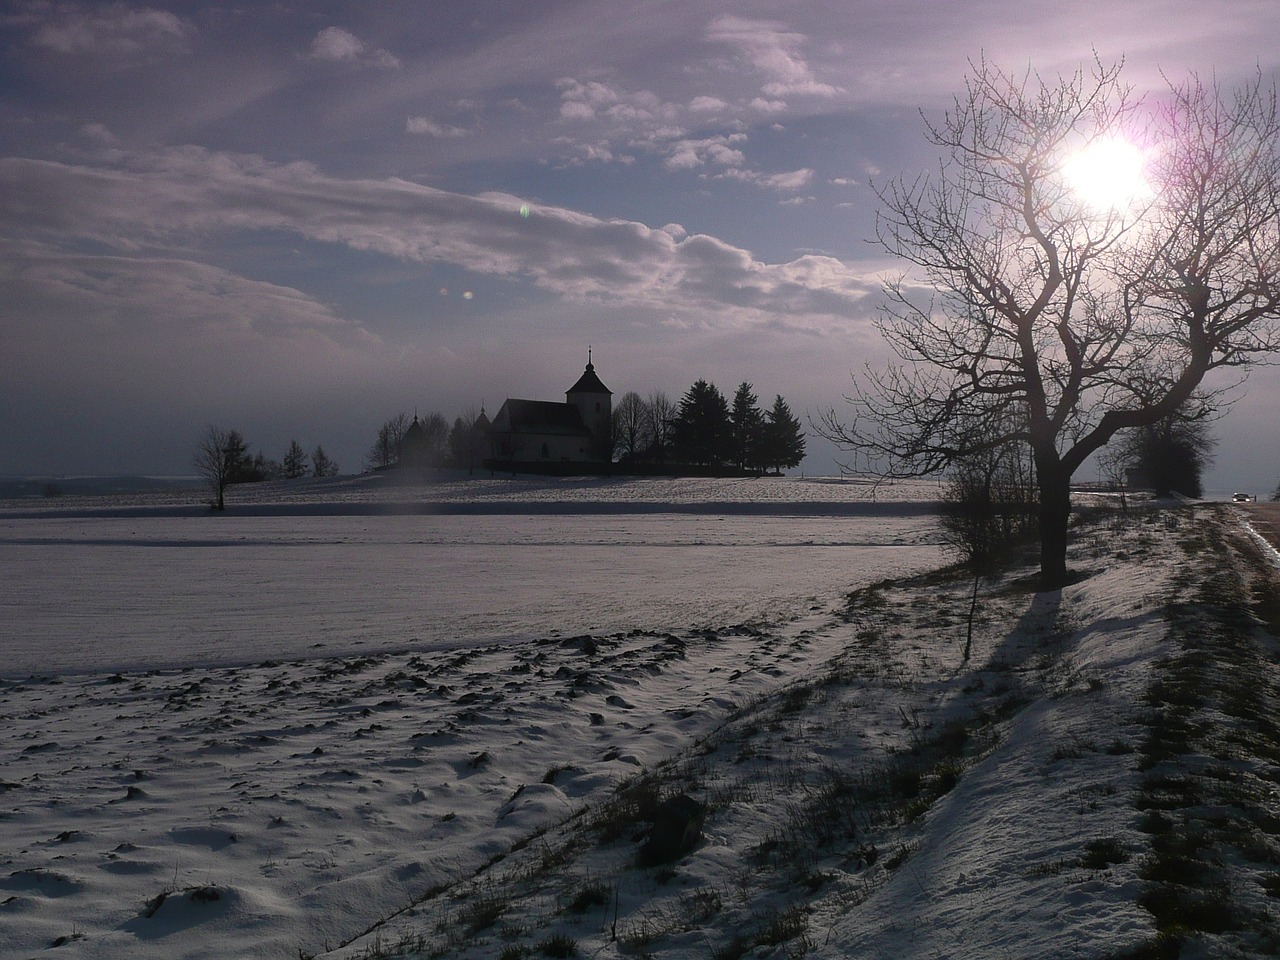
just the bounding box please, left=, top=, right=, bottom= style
left=406, top=117, right=469, bottom=138
left=663, top=134, right=747, bottom=171
left=0, top=238, right=382, bottom=403
left=718, top=166, right=815, bottom=192
left=555, top=78, right=680, bottom=128
left=27, top=2, right=190, bottom=56
left=80, top=122, right=118, bottom=145
left=554, top=76, right=807, bottom=190
left=310, top=26, right=362, bottom=61
left=688, top=96, right=729, bottom=113
left=750, top=97, right=788, bottom=113
left=0, top=149, right=875, bottom=329
left=706, top=15, right=843, bottom=100
left=309, top=26, right=400, bottom=69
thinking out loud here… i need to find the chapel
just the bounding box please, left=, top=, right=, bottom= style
left=488, top=355, right=613, bottom=468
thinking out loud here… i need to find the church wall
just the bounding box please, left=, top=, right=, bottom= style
left=491, top=430, right=591, bottom=463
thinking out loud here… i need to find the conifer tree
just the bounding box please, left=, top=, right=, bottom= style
left=311, top=445, right=338, bottom=477
left=763, top=395, right=806, bottom=473
left=729, top=382, right=765, bottom=473
left=670, top=380, right=731, bottom=468
left=282, top=440, right=310, bottom=479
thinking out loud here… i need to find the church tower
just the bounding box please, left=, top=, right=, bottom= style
left=566, top=350, right=612, bottom=461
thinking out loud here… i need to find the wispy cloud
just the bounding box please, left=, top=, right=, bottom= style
left=555, top=75, right=816, bottom=191
left=0, top=237, right=382, bottom=408
left=0, top=149, right=875, bottom=326
left=719, top=166, right=815, bottom=192
left=25, top=2, right=191, bottom=57
left=706, top=16, right=843, bottom=100
left=406, top=117, right=469, bottom=138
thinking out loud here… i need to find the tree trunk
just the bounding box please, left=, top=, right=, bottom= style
left=965, top=570, right=979, bottom=661
left=1037, top=469, right=1071, bottom=589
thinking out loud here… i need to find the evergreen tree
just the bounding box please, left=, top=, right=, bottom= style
left=311, top=445, right=339, bottom=477
left=223, top=430, right=269, bottom=484
left=729, top=382, right=765, bottom=473
left=282, top=440, right=310, bottom=479
left=762, top=395, right=806, bottom=473
left=670, top=380, right=730, bottom=468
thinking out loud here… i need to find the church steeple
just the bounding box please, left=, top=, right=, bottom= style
left=567, top=350, right=610, bottom=396
left=566, top=350, right=612, bottom=460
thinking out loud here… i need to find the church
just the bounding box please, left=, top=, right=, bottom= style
left=487, top=355, right=613, bottom=471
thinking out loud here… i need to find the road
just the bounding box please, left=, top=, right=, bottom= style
left=1240, top=502, right=1280, bottom=554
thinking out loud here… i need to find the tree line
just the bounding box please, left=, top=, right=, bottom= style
left=614, top=381, right=805, bottom=474
left=367, top=380, right=806, bottom=475
left=365, top=411, right=488, bottom=472
left=195, top=426, right=338, bottom=510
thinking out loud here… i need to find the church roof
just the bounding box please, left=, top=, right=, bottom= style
left=566, top=362, right=611, bottom=396
left=493, top=399, right=591, bottom=437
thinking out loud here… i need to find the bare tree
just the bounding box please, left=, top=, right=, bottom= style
left=612, top=391, right=650, bottom=464
left=821, top=58, right=1280, bottom=587
left=646, top=391, right=675, bottom=465
left=366, top=413, right=410, bottom=470
left=194, top=425, right=233, bottom=510
left=419, top=412, right=450, bottom=466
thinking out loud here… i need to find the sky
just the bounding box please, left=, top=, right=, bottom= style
left=3, top=0, right=1280, bottom=491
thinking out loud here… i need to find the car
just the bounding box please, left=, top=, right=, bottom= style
left=1232, top=492, right=1256, bottom=502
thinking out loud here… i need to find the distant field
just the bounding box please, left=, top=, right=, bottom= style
left=0, top=472, right=945, bottom=516
left=0, top=478, right=946, bottom=676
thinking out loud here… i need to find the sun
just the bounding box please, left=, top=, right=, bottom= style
left=1062, top=136, right=1150, bottom=212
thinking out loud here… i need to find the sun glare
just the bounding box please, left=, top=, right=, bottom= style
left=1062, top=137, right=1150, bottom=212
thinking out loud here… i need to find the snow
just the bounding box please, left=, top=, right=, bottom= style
left=0, top=474, right=943, bottom=678
left=2, top=478, right=1278, bottom=959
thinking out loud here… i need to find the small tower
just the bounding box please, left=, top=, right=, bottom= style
left=566, top=349, right=612, bottom=461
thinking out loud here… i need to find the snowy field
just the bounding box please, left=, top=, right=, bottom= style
left=1, top=476, right=945, bottom=958
left=0, top=500, right=942, bottom=676
left=4, top=478, right=1279, bottom=959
